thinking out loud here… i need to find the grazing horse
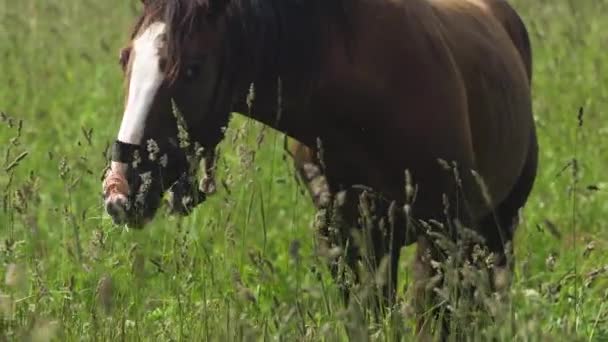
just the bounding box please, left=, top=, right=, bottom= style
left=102, top=0, right=537, bottom=337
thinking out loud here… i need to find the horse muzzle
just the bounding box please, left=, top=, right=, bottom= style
left=102, top=140, right=206, bottom=228
left=102, top=141, right=152, bottom=228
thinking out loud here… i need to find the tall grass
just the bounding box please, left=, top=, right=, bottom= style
left=1, top=0, right=607, bottom=340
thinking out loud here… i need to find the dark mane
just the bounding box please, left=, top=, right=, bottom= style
left=130, top=1, right=165, bottom=40
left=134, top=0, right=353, bottom=83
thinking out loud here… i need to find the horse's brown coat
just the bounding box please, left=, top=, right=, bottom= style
left=284, top=0, right=534, bottom=223
left=106, top=0, right=537, bottom=336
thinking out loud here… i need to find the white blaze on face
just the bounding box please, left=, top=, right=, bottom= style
left=112, top=22, right=166, bottom=174
left=117, top=21, right=166, bottom=146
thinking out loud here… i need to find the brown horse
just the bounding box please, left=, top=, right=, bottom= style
left=102, top=0, right=537, bottom=337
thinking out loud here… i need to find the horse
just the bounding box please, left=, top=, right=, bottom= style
left=102, top=0, right=537, bottom=337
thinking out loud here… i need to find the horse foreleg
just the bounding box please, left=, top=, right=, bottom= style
left=287, top=138, right=331, bottom=208
left=199, top=147, right=218, bottom=195
left=286, top=139, right=356, bottom=299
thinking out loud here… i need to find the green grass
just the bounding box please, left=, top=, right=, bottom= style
left=1, top=0, right=607, bottom=340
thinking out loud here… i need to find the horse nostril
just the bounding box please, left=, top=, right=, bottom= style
left=105, top=194, right=129, bottom=225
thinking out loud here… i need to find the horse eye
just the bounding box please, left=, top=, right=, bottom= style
left=184, top=65, right=201, bottom=82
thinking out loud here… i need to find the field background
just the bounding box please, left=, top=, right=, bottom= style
left=1, top=0, right=607, bottom=341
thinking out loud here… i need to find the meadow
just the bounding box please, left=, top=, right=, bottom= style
left=1, top=0, right=607, bottom=340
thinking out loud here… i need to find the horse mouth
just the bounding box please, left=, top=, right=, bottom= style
left=104, top=192, right=135, bottom=226
left=102, top=166, right=157, bottom=229
left=102, top=162, right=207, bottom=228
left=104, top=194, right=153, bottom=229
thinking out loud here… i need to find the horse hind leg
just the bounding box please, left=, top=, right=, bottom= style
left=477, top=127, right=538, bottom=291
left=411, top=129, right=537, bottom=339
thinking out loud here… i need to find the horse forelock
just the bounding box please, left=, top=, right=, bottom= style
left=121, top=1, right=166, bottom=78
left=154, top=0, right=226, bottom=82
left=121, top=1, right=190, bottom=70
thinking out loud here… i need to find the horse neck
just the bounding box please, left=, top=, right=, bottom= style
left=228, top=0, right=344, bottom=138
